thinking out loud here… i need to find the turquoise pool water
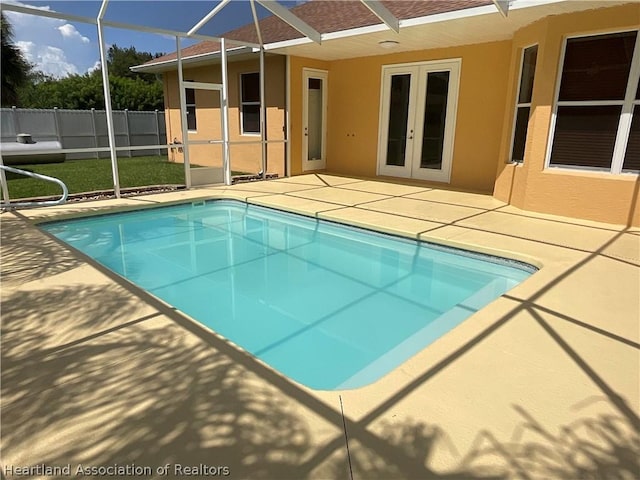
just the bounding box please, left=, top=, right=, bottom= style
left=43, top=200, right=534, bottom=390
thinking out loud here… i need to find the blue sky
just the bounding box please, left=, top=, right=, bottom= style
left=4, top=1, right=302, bottom=77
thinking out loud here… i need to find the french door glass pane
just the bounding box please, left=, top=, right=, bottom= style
left=420, top=71, right=449, bottom=170
left=559, top=31, right=637, bottom=102
left=386, top=74, right=411, bottom=167
left=511, top=106, right=530, bottom=162
left=550, top=105, right=621, bottom=169
left=518, top=46, right=538, bottom=104
left=307, top=78, right=323, bottom=160
left=623, top=106, right=640, bottom=172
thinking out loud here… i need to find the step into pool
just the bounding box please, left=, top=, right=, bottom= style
left=42, top=200, right=535, bottom=390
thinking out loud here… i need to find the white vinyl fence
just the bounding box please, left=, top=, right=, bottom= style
left=1, top=107, right=167, bottom=159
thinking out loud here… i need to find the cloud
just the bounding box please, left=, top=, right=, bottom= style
left=41, top=46, right=80, bottom=77
left=87, top=60, right=102, bottom=74
left=15, top=40, right=36, bottom=63
left=58, top=24, right=90, bottom=44
left=4, top=1, right=98, bottom=78
left=2, top=0, right=51, bottom=13
left=15, top=40, right=80, bottom=77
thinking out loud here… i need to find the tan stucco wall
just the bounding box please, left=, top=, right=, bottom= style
left=289, top=42, right=512, bottom=192
left=493, top=4, right=640, bottom=226
left=164, top=55, right=286, bottom=176
left=287, top=3, right=639, bottom=226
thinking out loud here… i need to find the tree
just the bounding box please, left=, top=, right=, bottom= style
left=17, top=44, right=166, bottom=110
left=107, top=44, right=164, bottom=83
left=109, top=75, right=164, bottom=110
left=19, top=70, right=163, bottom=111
left=1, top=12, right=31, bottom=106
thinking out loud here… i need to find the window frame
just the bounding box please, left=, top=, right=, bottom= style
left=544, top=28, right=640, bottom=174
left=240, top=71, right=261, bottom=136
left=509, top=43, right=538, bottom=163
left=185, top=82, right=197, bottom=133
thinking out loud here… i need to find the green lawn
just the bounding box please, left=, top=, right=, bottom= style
left=5, top=156, right=193, bottom=199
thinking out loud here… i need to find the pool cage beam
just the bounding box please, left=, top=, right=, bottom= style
left=221, top=38, right=232, bottom=186
left=492, top=0, right=510, bottom=17
left=250, top=0, right=268, bottom=180
left=176, top=37, right=192, bottom=189
left=361, top=1, right=399, bottom=33
left=256, top=0, right=321, bottom=44
left=0, top=155, right=10, bottom=203
left=259, top=47, right=267, bottom=180
left=188, top=0, right=232, bottom=36
left=97, top=0, right=121, bottom=198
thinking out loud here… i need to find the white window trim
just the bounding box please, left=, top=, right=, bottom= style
left=544, top=28, right=640, bottom=174
left=509, top=43, right=538, bottom=163
left=240, top=71, right=261, bottom=136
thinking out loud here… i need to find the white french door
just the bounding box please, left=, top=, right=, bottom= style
left=377, top=59, right=460, bottom=182
left=302, top=68, right=328, bottom=171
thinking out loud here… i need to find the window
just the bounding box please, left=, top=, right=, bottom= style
left=510, top=45, right=538, bottom=162
left=241, top=72, right=260, bottom=134
left=185, top=86, right=196, bottom=131
left=548, top=30, right=640, bottom=173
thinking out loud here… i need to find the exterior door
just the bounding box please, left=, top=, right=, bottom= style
left=180, top=81, right=225, bottom=186
left=302, top=68, right=328, bottom=171
left=377, top=60, right=460, bottom=182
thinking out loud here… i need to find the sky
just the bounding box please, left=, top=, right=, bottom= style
left=3, top=0, right=303, bottom=78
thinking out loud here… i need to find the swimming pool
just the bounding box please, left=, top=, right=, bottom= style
left=43, top=200, right=534, bottom=390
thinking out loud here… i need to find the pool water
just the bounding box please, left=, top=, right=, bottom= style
left=43, top=200, right=534, bottom=390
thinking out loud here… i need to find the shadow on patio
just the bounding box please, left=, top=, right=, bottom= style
left=1, top=192, right=638, bottom=479
left=2, top=281, right=638, bottom=479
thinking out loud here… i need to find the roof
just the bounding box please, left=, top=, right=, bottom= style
left=222, top=0, right=493, bottom=44
left=140, top=0, right=492, bottom=68
left=134, top=0, right=634, bottom=71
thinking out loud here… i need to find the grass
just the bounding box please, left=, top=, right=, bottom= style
left=5, top=156, right=212, bottom=199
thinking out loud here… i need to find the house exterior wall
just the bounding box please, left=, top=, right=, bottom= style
left=163, top=55, right=286, bottom=176
left=288, top=3, right=639, bottom=225
left=493, top=3, right=640, bottom=226
left=289, top=42, right=512, bottom=192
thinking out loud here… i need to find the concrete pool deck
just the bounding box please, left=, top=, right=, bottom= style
left=2, top=174, right=639, bottom=479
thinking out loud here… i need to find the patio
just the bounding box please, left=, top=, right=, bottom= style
left=1, top=174, right=638, bottom=479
